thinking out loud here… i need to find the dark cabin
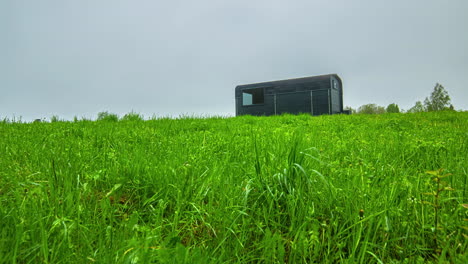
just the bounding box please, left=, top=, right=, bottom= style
left=235, top=74, right=344, bottom=116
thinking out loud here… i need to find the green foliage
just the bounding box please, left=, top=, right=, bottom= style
left=421, top=169, right=455, bottom=254
left=121, top=111, right=144, bottom=121
left=344, top=106, right=356, bottom=114
left=50, top=115, right=61, bottom=122
left=386, top=103, right=400, bottom=113
left=1, top=112, right=467, bottom=263
left=97, top=111, right=119, bottom=122
left=424, top=83, right=452, bottom=111
left=357, top=103, right=386, bottom=114
left=408, top=100, right=426, bottom=113
left=408, top=83, right=454, bottom=113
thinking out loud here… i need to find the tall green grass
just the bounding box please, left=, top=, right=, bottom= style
left=0, top=112, right=466, bottom=263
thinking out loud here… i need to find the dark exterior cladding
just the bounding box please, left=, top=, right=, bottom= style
left=235, top=74, right=344, bottom=116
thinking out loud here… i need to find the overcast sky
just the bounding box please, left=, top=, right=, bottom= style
left=1, top=0, right=467, bottom=121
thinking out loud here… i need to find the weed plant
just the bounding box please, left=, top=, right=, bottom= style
left=121, top=112, right=144, bottom=122
left=97, top=111, right=119, bottom=122
left=0, top=111, right=467, bottom=263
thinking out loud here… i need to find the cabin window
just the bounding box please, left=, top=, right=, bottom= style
left=332, top=79, right=338, bottom=90
left=242, top=88, right=264, bottom=106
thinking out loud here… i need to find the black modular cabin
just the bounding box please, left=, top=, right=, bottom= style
left=235, top=74, right=344, bottom=116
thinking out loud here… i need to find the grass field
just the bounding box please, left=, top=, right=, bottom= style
left=1, top=112, right=467, bottom=263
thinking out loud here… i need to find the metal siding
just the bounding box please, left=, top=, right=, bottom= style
left=330, top=89, right=341, bottom=114
left=276, top=91, right=311, bottom=115
left=235, top=74, right=343, bottom=116
left=312, top=90, right=330, bottom=115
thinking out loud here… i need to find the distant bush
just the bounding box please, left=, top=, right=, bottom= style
left=344, top=106, right=356, bottom=114
left=50, top=115, right=61, bottom=122
left=386, top=103, right=400, bottom=113
left=97, top=111, right=119, bottom=122
left=121, top=111, right=144, bottom=121
left=357, top=104, right=386, bottom=114
left=407, top=101, right=426, bottom=113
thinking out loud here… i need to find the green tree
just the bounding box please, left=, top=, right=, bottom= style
left=386, top=103, right=400, bottom=113
left=407, top=101, right=426, bottom=113
left=424, top=83, right=452, bottom=111
left=357, top=104, right=386, bottom=114
left=344, top=106, right=356, bottom=114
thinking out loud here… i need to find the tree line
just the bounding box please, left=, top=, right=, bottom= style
left=346, top=83, right=455, bottom=114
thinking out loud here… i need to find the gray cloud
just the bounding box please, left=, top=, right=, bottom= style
left=1, top=0, right=467, bottom=121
